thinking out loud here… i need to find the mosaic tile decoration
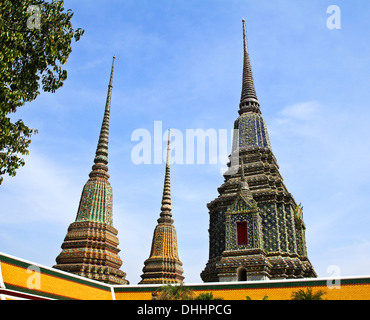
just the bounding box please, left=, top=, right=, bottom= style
left=201, top=20, right=316, bottom=282
left=139, top=130, right=184, bottom=285
left=53, top=57, right=128, bottom=285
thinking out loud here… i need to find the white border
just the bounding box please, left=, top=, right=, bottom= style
left=0, top=261, right=6, bottom=289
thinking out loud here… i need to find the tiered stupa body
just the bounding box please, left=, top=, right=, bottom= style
left=201, top=20, right=316, bottom=282
left=54, top=57, right=129, bottom=285
left=139, top=130, right=184, bottom=284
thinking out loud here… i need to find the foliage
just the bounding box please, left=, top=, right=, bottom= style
left=0, top=0, right=84, bottom=184
left=246, top=295, right=269, bottom=300
left=291, top=288, right=327, bottom=300
left=156, top=284, right=195, bottom=300
left=195, top=292, right=223, bottom=300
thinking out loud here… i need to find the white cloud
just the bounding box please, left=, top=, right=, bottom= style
left=269, top=101, right=323, bottom=140
left=0, top=150, right=81, bottom=226
left=279, top=101, right=320, bottom=120
left=312, top=239, right=370, bottom=278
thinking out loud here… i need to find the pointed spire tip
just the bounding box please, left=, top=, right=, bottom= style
left=90, top=57, right=115, bottom=178
left=239, top=18, right=260, bottom=115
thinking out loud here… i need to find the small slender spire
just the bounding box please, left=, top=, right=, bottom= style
left=240, top=157, right=246, bottom=187
left=239, top=19, right=260, bottom=115
left=239, top=157, right=253, bottom=199
left=139, top=128, right=184, bottom=284
left=158, top=129, right=173, bottom=223
left=89, top=56, right=115, bottom=180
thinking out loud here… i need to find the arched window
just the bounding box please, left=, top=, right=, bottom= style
left=237, top=268, right=247, bottom=281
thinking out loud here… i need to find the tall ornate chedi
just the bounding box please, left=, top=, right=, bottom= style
left=54, top=57, right=129, bottom=285
left=201, top=20, right=316, bottom=282
left=139, top=130, right=184, bottom=284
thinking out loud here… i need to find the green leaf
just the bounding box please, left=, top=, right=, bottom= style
left=0, top=0, right=84, bottom=184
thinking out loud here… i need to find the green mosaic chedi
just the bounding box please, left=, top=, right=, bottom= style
left=54, top=57, right=129, bottom=285
left=201, top=20, right=317, bottom=282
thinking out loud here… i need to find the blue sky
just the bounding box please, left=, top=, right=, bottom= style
left=1, top=0, right=370, bottom=285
